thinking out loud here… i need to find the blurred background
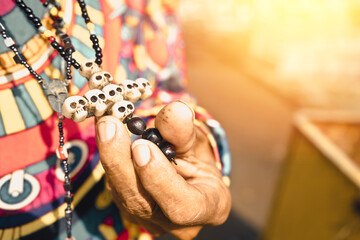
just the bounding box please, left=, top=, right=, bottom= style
left=168, top=0, right=360, bottom=239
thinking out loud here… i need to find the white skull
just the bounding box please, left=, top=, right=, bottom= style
left=89, top=72, right=111, bottom=90
left=102, top=84, right=124, bottom=107
left=108, top=100, right=134, bottom=122
left=79, top=59, right=101, bottom=79
left=84, top=89, right=108, bottom=117
left=135, top=78, right=152, bottom=100
left=102, top=71, right=114, bottom=84
left=123, top=80, right=141, bottom=103
left=62, top=96, right=89, bottom=122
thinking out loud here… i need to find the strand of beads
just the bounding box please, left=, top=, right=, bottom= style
left=127, top=119, right=177, bottom=164
left=15, top=0, right=81, bottom=69
left=56, top=115, right=74, bottom=240
left=0, top=23, right=47, bottom=89
left=76, top=0, right=103, bottom=65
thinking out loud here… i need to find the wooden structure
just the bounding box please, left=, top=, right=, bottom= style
left=264, top=110, right=360, bottom=240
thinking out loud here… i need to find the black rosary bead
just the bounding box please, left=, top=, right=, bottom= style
left=96, top=52, right=103, bottom=58
left=16, top=1, right=26, bottom=8
left=33, top=18, right=41, bottom=25
left=24, top=7, right=33, bottom=14
left=142, top=128, right=163, bottom=145
left=127, top=117, right=147, bottom=135
left=95, top=58, right=102, bottom=65
left=64, top=182, right=73, bottom=191
left=27, top=13, right=35, bottom=20
left=79, top=1, right=86, bottom=7
left=159, top=142, right=177, bottom=164
left=92, top=43, right=100, bottom=50
left=90, top=34, right=98, bottom=42
left=82, top=12, right=88, bottom=18
left=73, top=60, right=80, bottom=69
left=51, top=41, right=59, bottom=48
left=64, top=195, right=73, bottom=204
left=94, top=46, right=101, bottom=53
left=18, top=3, right=26, bottom=9
left=57, top=45, right=64, bottom=51
left=34, top=22, right=42, bottom=28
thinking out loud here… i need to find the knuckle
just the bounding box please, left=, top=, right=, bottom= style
left=122, top=196, right=155, bottom=218
left=167, top=202, right=204, bottom=226
left=209, top=182, right=232, bottom=226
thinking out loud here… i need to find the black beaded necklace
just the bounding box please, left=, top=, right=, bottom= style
left=0, top=23, right=47, bottom=89
left=0, top=20, right=75, bottom=239
left=3, top=1, right=177, bottom=239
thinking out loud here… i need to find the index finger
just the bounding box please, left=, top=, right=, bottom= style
left=96, top=116, right=155, bottom=216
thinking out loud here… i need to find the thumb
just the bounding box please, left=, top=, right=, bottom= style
left=96, top=116, right=132, bottom=172
left=96, top=116, right=156, bottom=215
left=155, top=100, right=196, bottom=154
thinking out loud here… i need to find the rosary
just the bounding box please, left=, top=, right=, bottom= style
left=0, top=0, right=177, bottom=239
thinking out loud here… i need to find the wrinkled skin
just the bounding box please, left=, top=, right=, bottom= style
left=95, top=101, right=231, bottom=240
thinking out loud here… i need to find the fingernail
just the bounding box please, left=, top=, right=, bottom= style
left=97, top=122, right=116, bottom=142
left=132, top=140, right=151, bottom=167
left=175, top=99, right=195, bottom=120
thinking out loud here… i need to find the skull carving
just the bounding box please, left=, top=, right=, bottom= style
left=84, top=89, right=108, bottom=117
left=102, top=84, right=124, bottom=107
left=123, top=80, right=141, bottom=103
left=108, top=100, right=134, bottom=122
left=102, top=71, right=114, bottom=84
left=89, top=72, right=111, bottom=90
left=135, top=78, right=152, bottom=100
left=62, top=96, right=89, bottom=122
left=79, top=59, right=101, bottom=79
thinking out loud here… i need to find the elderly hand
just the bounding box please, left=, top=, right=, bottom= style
left=95, top=101, right=231, bottom=240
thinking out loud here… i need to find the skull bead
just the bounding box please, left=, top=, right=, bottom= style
left=79, top=59, right=101, bottom=79
left=62, top=96, right=89, bottom=122
left=89, top=72, right=111, bottom=90
left=102, top=71, right=114, bottom=84
left=84, top=89, right=108, bottom=117
left=108, top=100, right=134, bottom=122
left=135, top=78, right=152, bottom=100
left=123, top=80, right=141, bottom=103
left=102, top=84, right=124, bottom=107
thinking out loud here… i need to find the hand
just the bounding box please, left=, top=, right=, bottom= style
left=95, top=101, right=231, bottom=240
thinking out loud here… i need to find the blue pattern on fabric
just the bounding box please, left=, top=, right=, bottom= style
left=0, top=151, right=101, bottom=228
left=208, top=123, right=232, bottom=177
left=73, top=68, right=88, bottom=90
left=86, top=0, right=101, bottom=11
left=12, top=84, right=43, bottom=128
left=51, top=55, right=63, bottom=71
left=0, top=1, right=44, bottom=54
left=40, top=72, right=50, bottom=83
left=0, top=112, right=6, bottom=137
left=70, top=37, right=94, bottom=60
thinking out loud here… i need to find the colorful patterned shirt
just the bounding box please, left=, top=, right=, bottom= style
left=0, top=0, right=231, bottom=239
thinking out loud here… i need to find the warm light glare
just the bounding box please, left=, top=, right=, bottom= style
left=180, top=0, right=360, bottom=108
